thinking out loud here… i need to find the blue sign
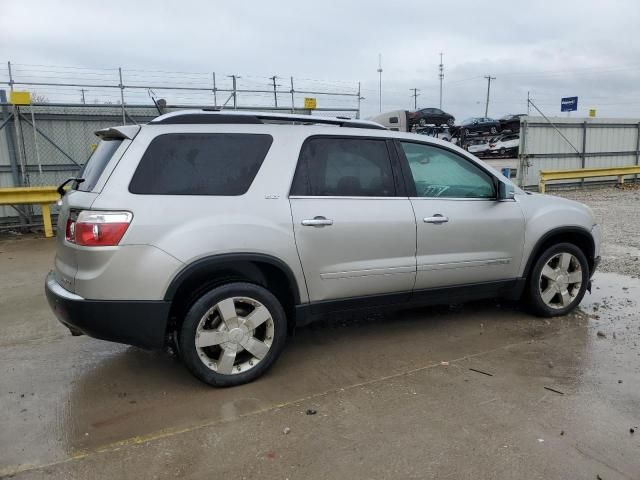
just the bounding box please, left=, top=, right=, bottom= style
left=561, top=96, right=578, bottom=112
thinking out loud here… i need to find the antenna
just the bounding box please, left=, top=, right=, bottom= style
left=377, top=53, right=383, bottom=113
left=439, top=53, right=444, bottom=109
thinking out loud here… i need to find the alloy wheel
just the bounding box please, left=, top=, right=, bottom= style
left=538, top=252, right=583, bottom=309
left=195, top=296, right=274, bottom=375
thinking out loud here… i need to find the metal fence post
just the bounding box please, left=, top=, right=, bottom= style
left=634, top=122, right=640, bottom=183
left=581, top=121, right=587, bottom=186
left=357, top=82, right=361, bottom=119
left=290, top=77, right=295, bottom=113
left=517, top=119, right=527, bottom=188
left=0, top=89, right=21, bottom=187
left=212, top=72, right=217, bottom=107
left=118, top=67, right=126, bottom=125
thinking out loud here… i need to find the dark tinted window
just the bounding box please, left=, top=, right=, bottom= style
left=76, top=139, right=123, bottom=191
left=129, top=133, right=272, bottom=195
left=291, top=137, right=395, bottom=197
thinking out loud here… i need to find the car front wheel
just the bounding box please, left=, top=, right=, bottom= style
left=526, top=243, right=589, bottom=317
left=419, top=118, right=427, bottom=127
left=179, top=282, right=287, bottom=387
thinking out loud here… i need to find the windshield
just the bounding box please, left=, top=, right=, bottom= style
left=75, top=139, right=123, bottom=191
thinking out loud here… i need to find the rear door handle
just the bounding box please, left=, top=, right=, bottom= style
left=424, top=214, right=449, bottom=224
left=301, top=216, right=333, bottom=227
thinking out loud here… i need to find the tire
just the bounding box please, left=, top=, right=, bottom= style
left=499, top=148, right=506, bottom=156
left=179, top=282, right=287, bottom=387
left=526, top=243, right=589, bottom=317
left=447, top=118, right=455, bottom=126
left=418, top=118, right=427, bottom=127
left=464, top=128, right=470, bottom=135
left=490, top=126, right=498, bottom=134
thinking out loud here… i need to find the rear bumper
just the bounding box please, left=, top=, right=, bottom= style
left=45, top=272, right=170, bottom=349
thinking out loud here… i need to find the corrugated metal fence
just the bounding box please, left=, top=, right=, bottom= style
left=518, top=116, right=640, bottom=189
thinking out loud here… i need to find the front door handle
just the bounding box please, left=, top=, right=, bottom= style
left=302, top=216, right=333, bottom=227
left=424, top=214, right=449, bottom=224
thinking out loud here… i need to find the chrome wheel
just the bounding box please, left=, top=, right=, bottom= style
left=195, top=296, right=274, bottom=375
left=538, top=252, right=583, bottom=309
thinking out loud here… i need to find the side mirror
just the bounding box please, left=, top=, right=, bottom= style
left=498, top=182, right=515, bottom=200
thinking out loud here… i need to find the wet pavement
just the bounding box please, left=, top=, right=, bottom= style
left=1, top=237, right=639, bottom=479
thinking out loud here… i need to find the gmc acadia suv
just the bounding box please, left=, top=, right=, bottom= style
left=45, top=110, right=601, bottom=387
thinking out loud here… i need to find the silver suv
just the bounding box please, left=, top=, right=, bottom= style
left=45, top=110, right=601, bottom=387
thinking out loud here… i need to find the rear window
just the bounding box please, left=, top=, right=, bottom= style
left=129, top=133, right=273, bottom=195
left=76, top=139, right=123, bottom=191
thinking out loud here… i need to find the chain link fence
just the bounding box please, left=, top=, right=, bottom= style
left=0, top=100, right=361, bottom=229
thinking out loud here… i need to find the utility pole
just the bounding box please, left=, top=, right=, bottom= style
left=410, top=88, right=420, bottom=110
left=377, top=53, right=383, bottom=113
left=269, top=75, right=279, bottom=108
left=80, top=89, right=86, bottom=104
left=484, top=75, right=496, bottom=117
left=527, top=91, right=530, bottom=115
left=439, top=52, right=444, bottom=109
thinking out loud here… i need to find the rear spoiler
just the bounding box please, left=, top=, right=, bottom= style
left=95, top=125, right=140, bottom=140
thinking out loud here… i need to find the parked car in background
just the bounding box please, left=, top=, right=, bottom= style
left=409, top=108, right=455, bottom=127
left=499, top=114, right=526, bottom=133
left=415, top=125, right=451, bottom=142
left=467, top=136, right=500, bottom=156
left=460, top=117, right=501, bottom=135
left=489, top=134, right=520, bottom=156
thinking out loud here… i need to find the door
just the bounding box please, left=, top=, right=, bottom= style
left=289, top=136, right=416, bottom=303
left=396, top=140, right=525, bottom=290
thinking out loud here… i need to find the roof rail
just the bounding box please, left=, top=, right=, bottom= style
left=150, top=109, right=386, bottom=130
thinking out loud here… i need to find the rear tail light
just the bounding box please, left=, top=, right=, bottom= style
left=65, top=211, right=132, bottom=246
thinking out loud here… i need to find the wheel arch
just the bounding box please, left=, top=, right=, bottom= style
left=165, top=253, right=302, bottom=335
left=522, top=227, right=595, bottom=279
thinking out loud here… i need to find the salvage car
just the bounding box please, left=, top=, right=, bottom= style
left=499, top=114, right=526, bottom=133
left=489, top=134, right=520, bottom=156
left=409, top=108, right=455, bottom=127
left=46, top=110, right=601, bottom=387
left=460, top=117, right=501, bottom=135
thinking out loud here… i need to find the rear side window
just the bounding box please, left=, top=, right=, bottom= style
left=290, top=137, right=395, bottom=197
left=76, top=139, right=123, bottom=191
left=129, top=133, right=272, bottom=195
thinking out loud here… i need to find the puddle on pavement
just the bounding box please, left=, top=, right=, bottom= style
left=1, top=271, right=638, bottom=474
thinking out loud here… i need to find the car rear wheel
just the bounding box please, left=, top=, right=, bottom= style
left=418, top=118, right=427, bottom=127
left=490, top=126, right=498, bottom=134
left=179, top=282, right=287, bottom=387
left=447, top=118, right=455, bottom=126
left=526, top=243, right=589, bottom=317
left=499, top=148, right=506, bottom=156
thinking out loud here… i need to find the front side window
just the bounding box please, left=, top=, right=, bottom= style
left=291, top=137, right=395, bottom=197
left=400, top=142, right=495, bottom=199
left=129, top=133, right=272, bottom=195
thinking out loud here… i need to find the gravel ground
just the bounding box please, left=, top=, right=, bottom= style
left=553, top=184, right=640, bottom=278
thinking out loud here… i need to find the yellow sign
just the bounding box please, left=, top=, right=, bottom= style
left=9, top=91, right=31, bottom=105
left=589, top=109, right=596, bottom=118
left=304, top=97, right=317, bottom=109
left=89, top=143, right=98, bottom=152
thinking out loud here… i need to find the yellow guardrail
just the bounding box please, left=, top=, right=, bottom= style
left=539, top=165, right=640, bottom=193
left=0, top=186, right=60, bottom=238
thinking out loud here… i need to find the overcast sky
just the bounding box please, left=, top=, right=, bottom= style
left=2, top=0, right=640, bottom=120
